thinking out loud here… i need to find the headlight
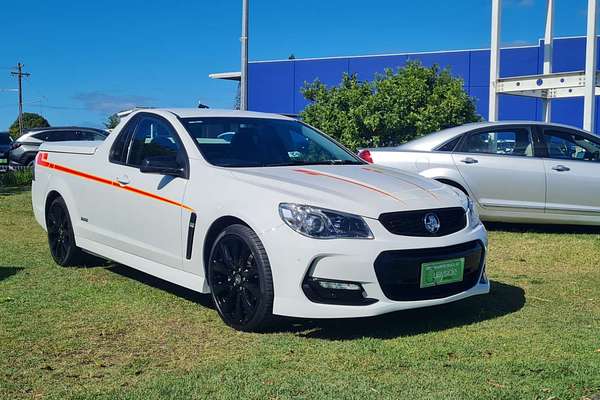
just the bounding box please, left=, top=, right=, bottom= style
left=467, top=197, right=481, bottom=227
left=278, top=203, right=374, bottom=239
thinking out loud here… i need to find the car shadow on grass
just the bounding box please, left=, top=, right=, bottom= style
left=287, top=280, right=524, bottom=340
left=101, top=264, right=523, bottom=339
left=0, top=186, right=30, bottom=196
left=485, top=221, right=600, bottom=234
left=106, top=264, right=215, bottom=309
left=0, top=266, right=24, bottom=282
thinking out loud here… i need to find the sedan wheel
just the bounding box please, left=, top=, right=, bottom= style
left=208, top=224, right=274, bottom=331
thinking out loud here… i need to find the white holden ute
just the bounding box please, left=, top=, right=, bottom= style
left=32, top=109, right=489, bottom=331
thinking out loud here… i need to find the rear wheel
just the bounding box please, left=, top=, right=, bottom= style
left=46, top=197, right=85, bottom=266
left=208, top=224, right=274, bottom=332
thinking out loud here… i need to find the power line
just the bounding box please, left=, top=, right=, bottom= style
left=10, top=63, right=31, bottom=136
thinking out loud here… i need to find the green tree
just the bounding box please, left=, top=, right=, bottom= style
left=300, top=61, right=480, bottom=150
left=8, top=112, right=50, bottom=139
left=104, top=113, right=120, bottom=130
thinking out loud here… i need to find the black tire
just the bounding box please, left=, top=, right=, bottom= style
left=208, top=224, right=274, bottom=332
left=46, top=197, right=86, bottom=266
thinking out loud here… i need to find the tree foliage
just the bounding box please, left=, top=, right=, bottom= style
left=8, top=112, right=50, bottom=139
left=300, top=61, right=480, bottom=150
left=104, top=114, right=120, bottom=130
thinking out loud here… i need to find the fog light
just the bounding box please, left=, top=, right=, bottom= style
left=302, top=277, right=378, bottom=306
left=317, top=280, right=362, bottom=290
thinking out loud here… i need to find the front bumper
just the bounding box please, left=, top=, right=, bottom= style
left=261, top=217, right=489, bottom=319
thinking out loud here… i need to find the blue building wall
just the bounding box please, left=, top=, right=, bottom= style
left=247, top=36, right=600, bottom=134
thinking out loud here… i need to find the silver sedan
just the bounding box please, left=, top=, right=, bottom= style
left=359, top=121, right=600, bottom=226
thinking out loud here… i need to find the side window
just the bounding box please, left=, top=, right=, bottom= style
left=109, top=118, right=137, bottom=164
left=126, top=117, right=183, bottom=167
left=436, top=136, right=461, bottom=152
left=44, top=131, right=71, bottom=142
left=460, top=128, right=533, bottom=157
left=75, top=131, right=107, bottom=141
left=34, top=132, right=50, bottom=141
left=543, top=129, right=600, bottom=162
left=59, top=131, right=79, bottom=141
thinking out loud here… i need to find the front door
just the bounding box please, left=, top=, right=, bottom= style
left=103, top=114, right=190, bottom=269
left=541, top=127, right=600, bottom=217
left=452, top=125, right=546, bottom=212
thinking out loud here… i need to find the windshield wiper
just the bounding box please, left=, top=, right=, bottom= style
left=327, top=159, right=364, bottom=165
left=264, top=160, right=365, bottom=167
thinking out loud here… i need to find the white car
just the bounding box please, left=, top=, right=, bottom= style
left=359, top=121, right=600, bottom=226
left=32, top=108, right=488, bottom=331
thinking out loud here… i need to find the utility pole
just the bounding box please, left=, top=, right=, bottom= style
left=11, top=63, right=31, bottom=136
left=240, top=0, right=249, bottom=111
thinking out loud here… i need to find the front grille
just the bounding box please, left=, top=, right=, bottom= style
left=374, top=240, right=484, bottom=301
left=379, top=207, right=467, bottom=237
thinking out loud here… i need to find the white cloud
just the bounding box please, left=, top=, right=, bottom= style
left=73, top=91, right=154, bottom=114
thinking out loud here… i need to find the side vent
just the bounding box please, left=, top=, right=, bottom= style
left=186, top=213, right=197, bottom=260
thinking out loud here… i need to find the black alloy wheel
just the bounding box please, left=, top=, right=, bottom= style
left=46, top=197, right=85, bottom=266
left=208, top=224, right=274, bottom=331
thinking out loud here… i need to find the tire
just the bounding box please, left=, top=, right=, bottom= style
left=46, top=197, right=86, bottom=266
left=208, top=224, right=274, bottom=332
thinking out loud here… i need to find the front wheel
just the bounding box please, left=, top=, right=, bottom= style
left=208, top=224, right=274, bottom=332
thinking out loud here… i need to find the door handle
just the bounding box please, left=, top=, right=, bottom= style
left=460, top=157, right=479, bottom=164
left=116, top=175, right=130, bottom=186
left=552, top=165, right=570, bottom=172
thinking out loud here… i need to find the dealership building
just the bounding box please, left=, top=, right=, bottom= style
left=211, top=35, right=600, bottom=134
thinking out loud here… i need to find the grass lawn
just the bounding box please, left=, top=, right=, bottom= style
left=1, top=187, right=599, bottom=400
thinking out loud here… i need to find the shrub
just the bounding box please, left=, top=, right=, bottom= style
left=0, top=168, right=33, bottom=187
left=300, top=61, right=481, bottom=150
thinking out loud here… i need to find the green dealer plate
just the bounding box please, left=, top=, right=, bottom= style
left=420, top=258, right=465, bottom=288
left=0, top=159, right=7, bottom=165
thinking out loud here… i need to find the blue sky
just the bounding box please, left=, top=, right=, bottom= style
left=0, top=0, right=593, bottom=129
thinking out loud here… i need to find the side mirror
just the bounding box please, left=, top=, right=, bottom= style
left=140, top=155, right=184, bottom=177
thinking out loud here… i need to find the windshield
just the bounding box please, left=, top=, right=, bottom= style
left=181, top=117, right=364, bottom=167
left=0, top=133, right=11, bottom=145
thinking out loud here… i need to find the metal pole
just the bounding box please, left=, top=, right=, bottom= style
left=489, top=0, right=501, bottom=122
left=240, top=0, right=249, bottom=111
left=584, top=0, right=598, bottom=132
left=542, top=0, right=554, bottom=122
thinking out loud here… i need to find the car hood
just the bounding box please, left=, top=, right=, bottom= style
left=229, top=164, right=466, bottom=218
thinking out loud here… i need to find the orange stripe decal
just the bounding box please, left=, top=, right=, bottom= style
left=294, top=168, right=406, bottom=204
left=37, top=152, right=194, bottom=212
left=361, top=166, right=439, bottom=200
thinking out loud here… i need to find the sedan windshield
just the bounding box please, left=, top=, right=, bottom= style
left=181, top=117, right=364, bottom=167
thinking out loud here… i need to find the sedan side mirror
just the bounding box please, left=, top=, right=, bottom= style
left=140, top=155, right=185, bottom=178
